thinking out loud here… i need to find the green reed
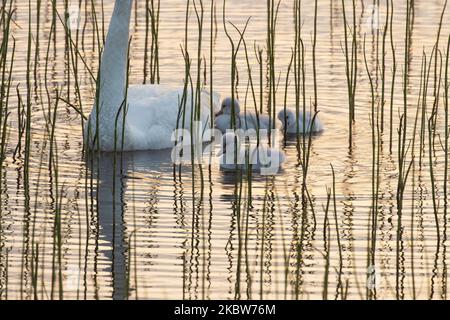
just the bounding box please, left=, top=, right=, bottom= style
left=24, top=0, right=33, bottom=182
left=426, top=0, right=448, bottom=292
left=91, top=1, right=103, bottom=154
left=66, top=1, right=86, bottom=136
left=144, top=0, right=160, bottom=84
left=364, top=35, right=377, bottom=300
left=380, top=0, right=389, bottom=132
left=18, top=0, right=34, bottom=300
left=175, top=0, right=217, bottom=300
left=395, top=0, right=414, bottom=300
left=0, top=1, right=13, bottom=156
left=330, top=165, right=343, bottom=299
left=191, top=0, right=208, bottom=300
left=433, top=1, right=447, bottom=101
left=312, top=0, right=318, bottom=112
left=427, top=48, right=443, bottom=299
left=31, top=92, right=60, bottom=300
left=112, top=39, right=131, bottom=300
left=322, top=187, right=332, bottom=300
left=45, top=2, right=56, bottom=126
left=55, top=171, right=65, bottom=299
left=282, top=51, right=294, bottom=142
left=260, top=179, right=269, bottom=299
left=443, top=34, right=449, bottom=299
left=256, top=46, right=264, bottom=114
left=418, top=47, right=435, bottom=298
left=0, top=0, right=14, bottom=300
left=55, top=3, right=96, bottom=83
left=4, top=250, right=8, bottom=300
left=277, top=187, right=289, bottom=299
left=209, top=0, right=216, bottom=129
left=293, top=170, right=309, bottom=299
left=193, top=0, right=204, bottom=125
left=90, top=0, right=105, bottom=302
left=41, top=82, right=64, bottom=299
left=418, top=48, right=434, bottom=170
left=52, top=0, right=97, bottom=144
left=234, top=23, right=261, bottom=146
left=173, top=0, right=191, bottom=160
left=291, top=0, right=321, bottom=299
left=388, top=0, right=397, bottom=153
left=234, top=162, right=244, bottom=300
left=90, top=0, right=103, bottom=52
left=48, top=88, right=61, bottom=174
left=33, top=0, right=41, bottom=83
left=409, top=50, right=428, bottom=300
left=144, top=0, right=150, bottom=82
left=267, top=0, right=280, bottom=141
left=341, top=0, right=358, bottom=147
left=428, top=1, right=447, bottom=165
left=223, top=1, right=248, bottom=132
left=293, top=0, right=304, bottom=142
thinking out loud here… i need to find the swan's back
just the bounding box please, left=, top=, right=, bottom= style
left=215, top=112, right=281, bottom=133
left=87, top=84, right=220, bottom=151
left=287, top=111, right=324, bottom=134
left=240, top=113, right=281, bottom=131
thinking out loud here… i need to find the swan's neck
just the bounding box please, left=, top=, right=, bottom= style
left=95, top=0, right=132, bottom=133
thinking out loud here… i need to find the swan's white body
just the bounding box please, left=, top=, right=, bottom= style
left=125, top=86, right=219, bottom=150
left=85, top=0, right=219, bottom=151
left=219, top=133, right=286, bottom=174
left=278, top=109, right=324, bottom=134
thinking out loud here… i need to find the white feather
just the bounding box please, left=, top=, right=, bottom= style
left=215, top=98, right=281, bottom=133
left=85, top=0, right=220, bottom=151
left=278, top=109, right=324, bottom=134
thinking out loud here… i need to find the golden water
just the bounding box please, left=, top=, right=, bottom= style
left=0, top=0, right=449, bottom=300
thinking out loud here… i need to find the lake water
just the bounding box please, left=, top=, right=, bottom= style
left=1, top=0, right=449, bottom=300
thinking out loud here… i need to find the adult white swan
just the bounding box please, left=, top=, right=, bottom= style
left=85, top=0, right=220, bottom=151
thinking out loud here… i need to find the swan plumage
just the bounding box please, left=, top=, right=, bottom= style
left=277, top=108, right=324, bottom=134
left=215, top=98, right=281, bottom=133
left=84, top=0, right=220, bottom=151
left=112, top=85, right=220, bottom=151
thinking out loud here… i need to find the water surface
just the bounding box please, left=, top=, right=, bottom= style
left=0, top=0, right=449, bottom=300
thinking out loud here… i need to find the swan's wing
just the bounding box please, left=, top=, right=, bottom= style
left=123, top=85, right=219, bottom=150
left=129, top=85, right=220, bottom=116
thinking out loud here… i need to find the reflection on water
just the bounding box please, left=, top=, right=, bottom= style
left=0, top=0, right=449, bottom=300
left=94, top=151, right=174, bottom=299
